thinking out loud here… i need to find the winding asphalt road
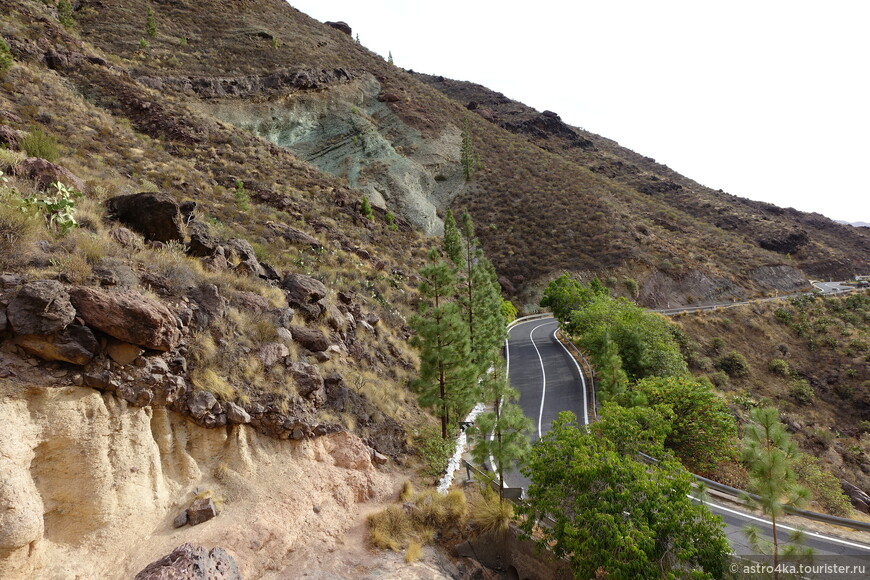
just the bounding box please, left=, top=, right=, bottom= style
left=504, top=316, right=870, bottom=560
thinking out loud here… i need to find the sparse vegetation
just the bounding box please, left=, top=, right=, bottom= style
left=0, top=37, right=13, bottom=75
left=21, top=127, right=60, bottom=162
left=367, top=486, right=466, bottom=551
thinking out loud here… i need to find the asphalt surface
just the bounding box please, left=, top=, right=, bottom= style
left=504, top=315, right=870, bottom=558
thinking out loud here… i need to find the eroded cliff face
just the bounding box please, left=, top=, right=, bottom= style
left=0, top=383, right=390, bottom=579
left=198, top=73, right=464, bottom=235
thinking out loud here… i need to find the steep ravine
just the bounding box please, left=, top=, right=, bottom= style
left=192, top=73, right=465, bottom=235
left=0, top=382, right=393, bottom=579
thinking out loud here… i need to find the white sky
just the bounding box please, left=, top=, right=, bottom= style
left=289, top=1, right=870, bottom=224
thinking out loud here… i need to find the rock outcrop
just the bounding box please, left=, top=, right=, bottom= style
left=134, top=543, right=240, bottom=580
left=69, top=286, right=183, bottom=351
left=106, top=192, right=186, bottom=243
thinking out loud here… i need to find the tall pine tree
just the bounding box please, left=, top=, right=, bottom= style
left=410, top=250, right=476, bottom=439
left=442, top=210, right=463, bottom=268
left=471, top=362, right=532, bottom=502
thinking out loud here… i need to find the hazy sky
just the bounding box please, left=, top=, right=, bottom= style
left=289, top=1, right=870, bottom=224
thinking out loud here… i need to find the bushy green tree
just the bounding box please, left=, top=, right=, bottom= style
left=58, top=0, right=74, bottom=27
left=742, top=407, right=812, bottom=572
left=359, top=195, right=373, bottom=220
left=410, top=252, right=476, bottom=439
left=500, top=299, right=517, bottom=324
left=623, top=376, right=738, bottom=475
left=146, top=5, right=157, bottom=38
left=539, top=273, right=606, bottom=324
left=568, top=293, right=688, bottom=380
left=594, top=402, right=673, bottom=458
left=596, top=331, right=628, bottom=402
left=518, top=412, right=729, bottom=579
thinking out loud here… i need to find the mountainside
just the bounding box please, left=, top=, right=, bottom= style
left=51, top=0, right=870, bottom=308
left=413, top=74, right=870, bottom=303
left=2, top=1, right=870, bottom=576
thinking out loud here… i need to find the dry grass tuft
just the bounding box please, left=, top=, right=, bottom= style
left=469, top=487, right=514, bottom=537
left=367, top=488, right=467, bottom=552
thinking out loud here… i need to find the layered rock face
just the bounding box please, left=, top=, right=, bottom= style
left=200, top=74, right=464, bottom=235
left=0, top=385, right=389, bottom=579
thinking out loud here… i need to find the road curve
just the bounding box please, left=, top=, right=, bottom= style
left=505, top=315, right=870, bottom=557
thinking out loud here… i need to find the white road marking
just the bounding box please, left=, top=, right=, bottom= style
left=550, top=326, right=588, bottom=426
left=696, top=497, right=870, bottom=552
left=528, top=322, right=552, bottom=439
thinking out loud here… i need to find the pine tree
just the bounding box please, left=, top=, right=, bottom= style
left=410, top=251, right=476, bottom=439
left=596, top=332, right=627, bottom=402
left=460, top=116, right=482, bottom=181
left=471, top=363, right=532, bottom=503
left=442, top=209, right=463, bottom=267
left=388, top=51, right=394, bottom=65
left=742, top=407, right=812, bottom=575
left=146, top=6, right=157, bottom=38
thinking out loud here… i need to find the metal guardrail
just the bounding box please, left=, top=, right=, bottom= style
left=637, top=453, right=870, bottom=533
left=554, top=328, right=598, bottom=422
left=462, top=459, right=523, bottom=500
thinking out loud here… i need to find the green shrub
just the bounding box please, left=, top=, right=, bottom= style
left=0, top=37, right=12, bottom=76
left=146, top=6, right=157, bottom=38
left=623, top=277, right=639, bottom=299
left=774, top=307, right=792, bottom=324
left=790, top=379, right=814, bottom=405
left=714, top=351, right=749, bottom=378
left=21, top=127, right=60, bottom=162
left=709, top=336, right=726, bottom=354
left=233, top=180, right=250, bottom=211
left=707, top=370, right=730, bottom=389
left=767, top=358, right=789, bottom=376
left=58, top=0, right=74, bottom=27
left=360, top=195, right=373, bottom=220
left=415, top=427, right=453, bottom=478
left=22, top=181, right=80, bottom=235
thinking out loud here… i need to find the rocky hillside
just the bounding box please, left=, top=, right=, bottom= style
left=2, top=0, right=870, bottom=576
left=33, top=0, right=869, bottom=309
left=414, top=73, right=870, bottom=304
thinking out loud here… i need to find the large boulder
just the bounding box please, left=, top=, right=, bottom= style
left=69, top=287, right=182, bottom=351
left=325, top=21, right=352, bottom=35
left=15, top=325, right=98, bottom=365
left=105, top=192, right=185, bottom=243
left=14, top=157, right=85, bottom=191
left=134, top=543, right=240, bottom=580
left=281, top=273, right=327, bottom=304
left=289, top=325, right=330, bottom=353
left=7, top=280, right=76, bottom=335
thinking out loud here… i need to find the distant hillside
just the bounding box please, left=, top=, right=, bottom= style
left=414, top=74, right=870, bottom=304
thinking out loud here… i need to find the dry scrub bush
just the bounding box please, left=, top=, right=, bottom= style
left=367, top=488, right=467, bottom=552
left=469, top=486, right=514, bottom=537
left=0, top=186, right=41, bottom=270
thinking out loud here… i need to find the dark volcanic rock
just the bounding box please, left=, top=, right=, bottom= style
left=289, top=325, right=330, bottom=352
left=7, top=280, right=76, bottom=335
left=14, top=157, right=85, bottom=191
left=69, top=286, right=182, bottom=351
left=281, top=273, right=327, bottom=304
left=134, top=543, right=240, bottom=580
left=288, top=361, right=325, bottom=405
left=265, top=221, right=323, bottom=250
left=106, top=192, right=185, bottom=243
left=15, top=324, right=98, bottom=365
left=188, top=284, right=227, bottom=330
left=187, top=498, right=218, bottom=526
left=187, top=221, right=219, bottom=257
left=325, top=21, right=352, bottom=35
